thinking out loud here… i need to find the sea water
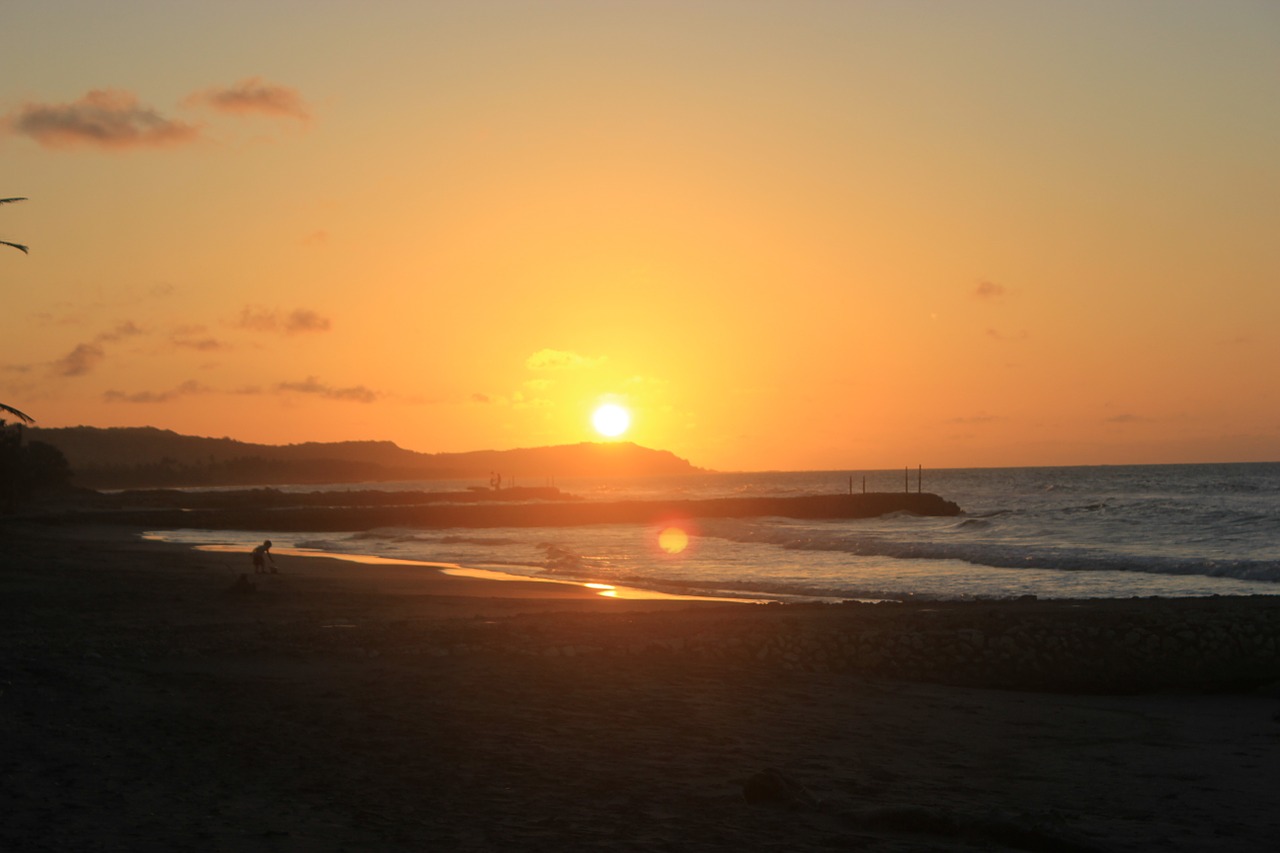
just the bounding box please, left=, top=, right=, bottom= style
left=147, top=462, right=1280, bottom=602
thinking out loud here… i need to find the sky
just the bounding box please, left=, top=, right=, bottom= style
left=2, top=1, right=1277, bottom=472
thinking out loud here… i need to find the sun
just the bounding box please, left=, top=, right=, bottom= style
left=592, top=403, right=631, bottom=438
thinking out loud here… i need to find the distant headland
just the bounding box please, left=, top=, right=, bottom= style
left=28, top=426, right=707, bottom=490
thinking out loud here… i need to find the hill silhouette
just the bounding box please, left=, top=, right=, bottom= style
left=29, top=426, right=704, bottom=489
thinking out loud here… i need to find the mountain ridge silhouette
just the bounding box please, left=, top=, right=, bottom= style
left=29, top=426, right=706, bottom=489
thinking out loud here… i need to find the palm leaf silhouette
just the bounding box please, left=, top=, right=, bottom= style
left=1, top=403, right=35, bottom=424
left=2, top=198, right=34, bottom=420
left=2, top=197, right=29, bottom=253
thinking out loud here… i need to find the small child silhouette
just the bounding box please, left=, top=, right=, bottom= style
left=251, top=540, right=276, bottom=574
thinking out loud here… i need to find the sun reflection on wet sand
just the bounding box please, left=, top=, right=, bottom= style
left=190, top=543, right=757, bottom=602
left=441, top=568, right=753, bottom=602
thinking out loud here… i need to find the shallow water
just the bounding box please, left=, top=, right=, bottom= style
left=146, top=462, right=1280, bottom=602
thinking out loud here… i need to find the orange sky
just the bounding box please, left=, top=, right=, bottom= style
left=2, top=1, right=1277, bottom=471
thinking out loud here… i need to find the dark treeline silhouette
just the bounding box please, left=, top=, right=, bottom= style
left=69, top=455, right=467, bottom=490
left=99, top=485, right=575, bottom=510
left=31, top=426, right=704, bottom=489
left=0, top=422, right=72, bottom=509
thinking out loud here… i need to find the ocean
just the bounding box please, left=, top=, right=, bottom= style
left=147, top=461, right=1280, bottom=602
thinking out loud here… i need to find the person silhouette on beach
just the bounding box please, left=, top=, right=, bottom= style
left=252, top=540, right=276, bottom=574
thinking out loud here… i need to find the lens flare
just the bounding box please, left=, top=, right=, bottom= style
left=658, top=526, right=689, bottom=554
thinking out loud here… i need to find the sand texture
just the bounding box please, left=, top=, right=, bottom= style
left=3, top=521, right=1279, bottom=852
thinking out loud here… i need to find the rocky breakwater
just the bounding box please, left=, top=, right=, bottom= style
left=52, top=491, right=961, bottom=531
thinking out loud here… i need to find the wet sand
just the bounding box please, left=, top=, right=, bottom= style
left=3, top=521, right=1279, bottom=852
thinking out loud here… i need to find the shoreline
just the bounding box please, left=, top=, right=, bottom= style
left=4, top=520, right=1280, bottom=851
left=7, top=520, right=1280, bottom=692
left=188, top=540, right=769, bottom=604
left=143, top=522, right=1280, bottom=606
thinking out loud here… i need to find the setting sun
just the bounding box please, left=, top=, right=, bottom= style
left=592, top=403, right=631, bottom=438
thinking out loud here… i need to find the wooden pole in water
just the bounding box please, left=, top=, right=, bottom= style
left=918, top=464, right=922, bottom=494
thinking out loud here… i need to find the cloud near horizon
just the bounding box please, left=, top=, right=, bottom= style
left=184, top=77, right=309, bottom=120
left=104, top=380, right=210, bottom=404
left=5, top=89, right=200, bottom=150
left=276, top=376, right=377, bottom=403
left=100, top=376, right=377, bottom=404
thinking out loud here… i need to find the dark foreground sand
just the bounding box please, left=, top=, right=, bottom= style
left=3, top=522, right=1279, bottom=852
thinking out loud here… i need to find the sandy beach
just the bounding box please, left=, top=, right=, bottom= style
left=3, top=521, right=1279, bottom=852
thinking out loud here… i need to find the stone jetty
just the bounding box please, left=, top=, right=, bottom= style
left=49, top=491, right=961, bottom=532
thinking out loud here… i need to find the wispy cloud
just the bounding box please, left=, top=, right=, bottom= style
left=510, top=391, right=552, bottom=409
left=467, top=389, right=555, bottom=409
left=985, top=328, right=1028, bottom=342
left=101, top=376, right=377, bottom=404
left=104, top=380, right=210, bottom=404
left=973, top=280, right=1006, bottom=300
left=277, top=376, right=377, bottom=403
left=235, top=307, right=331, bottom=335
left=947, top=414, right=1004, bottom=424
left=47, top=322, right=145, bottom=377
left=185, top=77, right=309, bottom=121
left=4, top=89, right=200, bottom=150
left=525, top=348, right=603, bottom=370
left=6, top=78, right=310, bottom=152
left=172, top=336, right=228, bottom=352
left=97, top=321, right=144, bottom=343
left=51, top=343, right=105, bottom=377
left=170, top=324, right=228, bottom=351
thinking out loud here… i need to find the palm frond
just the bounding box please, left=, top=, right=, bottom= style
left=1, top=403, right=35, bottom=424
left=0, top=197, right=28, bottom=205
left=1, top=240, right=29, bottom=254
